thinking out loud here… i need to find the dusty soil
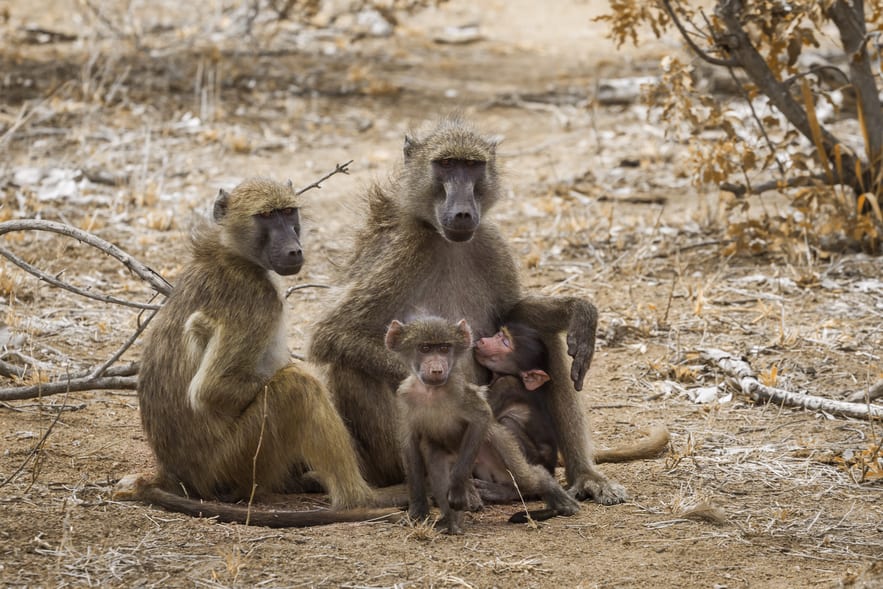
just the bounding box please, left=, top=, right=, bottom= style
left=1, top=1, right=882, bottom=587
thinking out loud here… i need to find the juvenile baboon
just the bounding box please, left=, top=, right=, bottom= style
left=130, top=177, right=399, bottom=526
left=386, top=316, right=579, bottom=534
left=310, top=116, right=628, bottom=504
left=474, top=322, right=670, bottom=501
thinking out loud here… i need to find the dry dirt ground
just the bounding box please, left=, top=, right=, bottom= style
left=1, top=1, right=882, bottom=587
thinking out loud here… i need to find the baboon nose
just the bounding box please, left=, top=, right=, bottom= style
left=454, top=211, right=472, bottom=220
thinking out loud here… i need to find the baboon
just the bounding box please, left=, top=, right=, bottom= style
left=474, top=322, right=559, bottom=473
left=386, top=316, right=579, bottom=534
left=474, top=322, right=670, bottom=502
left=128, top=177, right=400, bottom=527
left=310, top=116, right=628, bottom=504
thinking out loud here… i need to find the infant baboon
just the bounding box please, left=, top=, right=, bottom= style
left=126, top=177, right=398, bottom=527
left=386, top=316, right=580, bottom=534
left=474, top=322, right=558, bottom=473
left=474, top=323, right=670, bottom=502
left=310, top=116, right=628, bottom=506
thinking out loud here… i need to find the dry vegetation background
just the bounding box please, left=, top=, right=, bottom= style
left=1, top=0, right=882, bottom=587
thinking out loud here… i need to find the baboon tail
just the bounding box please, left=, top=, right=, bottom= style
left=593, top=425, right=670, bottom=464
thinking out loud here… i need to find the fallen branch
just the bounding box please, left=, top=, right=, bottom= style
left=701, top=348, right=883, bottom=421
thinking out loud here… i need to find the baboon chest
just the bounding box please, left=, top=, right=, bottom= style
left=407, top=246, right=500, bottom=336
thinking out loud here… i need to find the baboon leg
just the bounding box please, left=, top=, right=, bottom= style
left=544, top=336, right=628, bottom=505
left=261, top=365, right=376, bottom=509
left=328, top=366, right=403, bottom=487
left=491, top=424, right=580, bottom=516
left=426, top=449, right=462, bottom=534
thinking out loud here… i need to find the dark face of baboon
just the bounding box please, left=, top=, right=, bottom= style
left=402, top=118, right=500, bottom=243
left=385, top=317, right=473, bottom=386
left=213, top=179, right=303, bottom=275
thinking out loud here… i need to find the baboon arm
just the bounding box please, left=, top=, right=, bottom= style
left=311, top=315, right=409, bottom=384
left=187, top=322, right=271, bottom=414
left=403, top=431, right=429, bottom=518
left=506, top=295, right=598, bottom=391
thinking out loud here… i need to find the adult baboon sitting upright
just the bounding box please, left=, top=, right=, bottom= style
left=310, top=116, right=628, bottom=505
left=128, top=177, right=400, bottom=527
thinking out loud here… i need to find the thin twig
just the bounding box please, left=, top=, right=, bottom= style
left=284, top=283, right=330, bottom=298
left=0, top=390, right=69, bottom=490
left=660, top=0, right=738, bottom=67
left=88, top=308, right=158, bottom=379
left=701, top=348, right=883, bottom=420
left=295, top=160, right=353, bottom=196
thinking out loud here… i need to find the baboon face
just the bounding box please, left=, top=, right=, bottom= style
left=474, top=328, right=519, bottom=375
left=402, top=120, right=499, bottom=244
left=385, top=318, right=474, bottom=386
left=431, top=158, right=486, bottom=242
left=213, top=182, right=304, bottom=276
left=475, top=324, right=550, bottom=390
left=254, top=207, right=303, bottom=276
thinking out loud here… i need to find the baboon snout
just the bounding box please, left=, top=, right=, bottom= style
left=421, top=360, right=449, bottom=385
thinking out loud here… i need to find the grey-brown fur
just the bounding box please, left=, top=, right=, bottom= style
left=388, top=317, right=579, bottom=533
left=309, top=117, right=628, bottom=505
left=135, top=177, right=385, bottom=525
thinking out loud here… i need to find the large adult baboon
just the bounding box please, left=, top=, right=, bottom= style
left=130, top=177, right=400, bottom=526
left=310, top=117, right=627, bottom=504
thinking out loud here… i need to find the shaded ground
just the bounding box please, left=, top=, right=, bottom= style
left=1, top=1, right=882, bottom=587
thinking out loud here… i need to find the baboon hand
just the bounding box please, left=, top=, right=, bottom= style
left=568, top=473, right=629, bottom=505
left=565, top=299, right=598, bottom=391
left=566, top=327, right=592, bottom=391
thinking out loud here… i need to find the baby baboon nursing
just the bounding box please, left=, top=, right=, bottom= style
left=127, top=177, right=399, bottom=527
left=386, top=316, right=579, bottom=533
left=310, top=116, right=628, bottom=504
left=473, top=322, right=670, bottom=502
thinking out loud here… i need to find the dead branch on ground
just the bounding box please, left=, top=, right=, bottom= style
left=701, top=348, right=883, bottom=421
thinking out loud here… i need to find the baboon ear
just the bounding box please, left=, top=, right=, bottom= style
left=455, top=319, right=473, bottom=348
left=286, top=179, right=294, bottom=191
left=403, top=135, right=418, bottom=160
left=520, top=369, right=550, bottom=391
left=486, top=135, right=503, bottom=156
left=385, top=320, right=405, bottom=351
left=213, top=189, right=230, bottom=222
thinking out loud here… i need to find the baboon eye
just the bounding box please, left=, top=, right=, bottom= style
left=438, top=344, right=450, bottom=353
left=437, top=159, right=454, bottom=168
left=464, top=160, right=482, bottom=167
left=280, top=207, right=297, bottom=216
left=419, top=344, right=432, bottom=354
left=259, top=211, right=273, bottom=218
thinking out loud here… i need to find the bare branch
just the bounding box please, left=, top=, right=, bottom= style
left=88, top=309, right=157, bottom=379
left=702, top=348, right=883, bottom=420
left=661, top=0, right=738, bottom=67
left=0, top=246, right=161, bottom=310
left=0, top=375, right=137, bottom=402
left=295, top=160, right=354, bottom=196
left=827, top=0, right=883, bottom=170
left=0, top=219, right=172, bottom=297
left=285, top=283, right=331, bottom=298
left=720, top=172, right=832, bottom=197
